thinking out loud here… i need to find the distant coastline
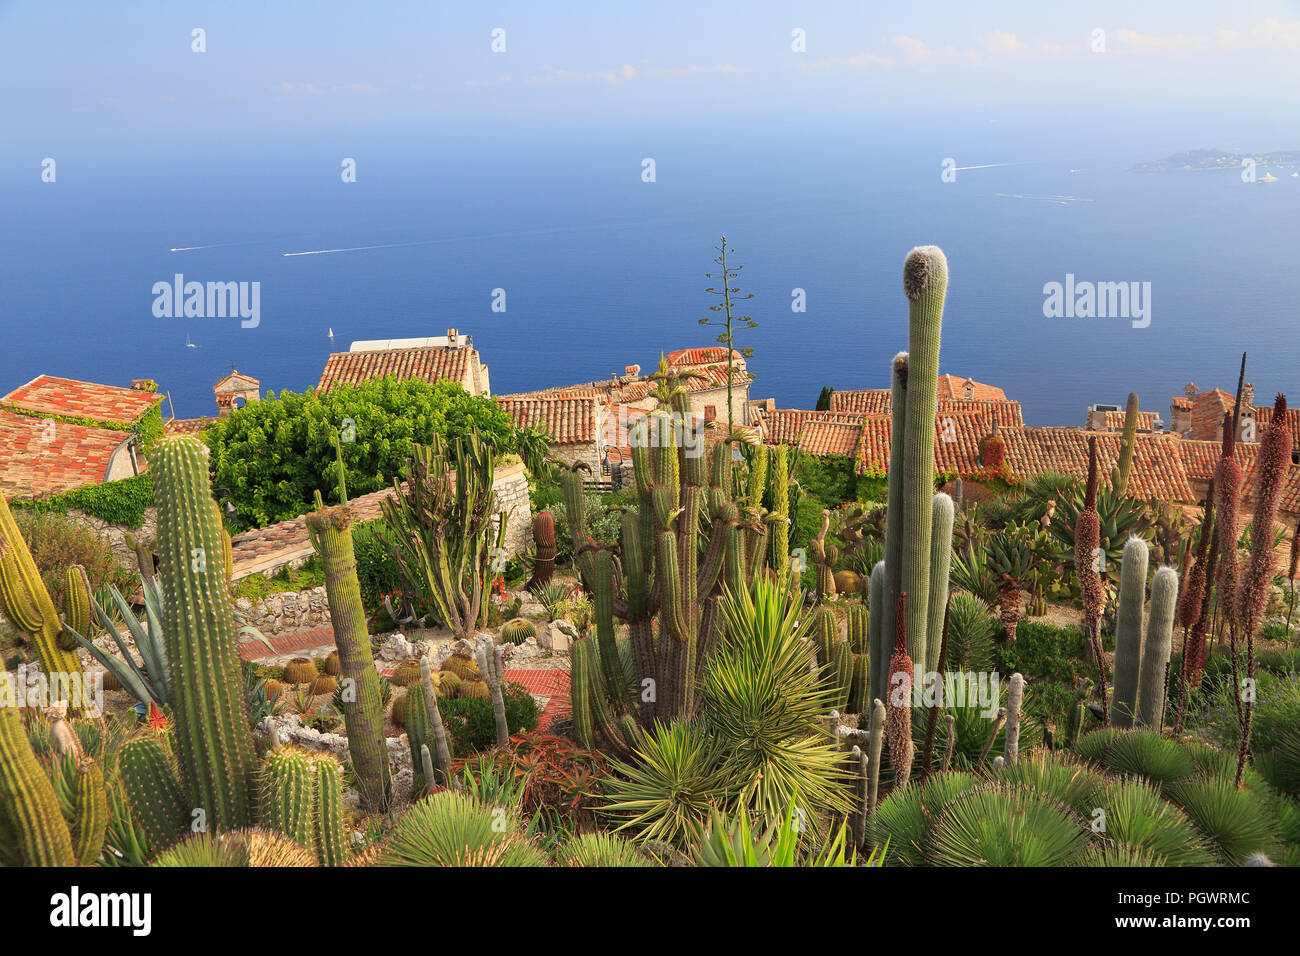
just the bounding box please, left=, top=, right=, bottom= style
left=1133, top=148, right=1300, bottom=173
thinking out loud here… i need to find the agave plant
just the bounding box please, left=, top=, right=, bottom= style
left=949, top=541, right=997, bottom=608
left=378, top=791, right=548, bottom=867
left=986, top=523, right=1043, bottom=641
left=1050, top=484, right=1153, bottom=589
left=65, top=577, right=170, bottom=708
left=690, top=798, right=870, bottom=867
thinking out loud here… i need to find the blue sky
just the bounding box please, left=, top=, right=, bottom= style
left=3, top=0, right=1299, bottom=149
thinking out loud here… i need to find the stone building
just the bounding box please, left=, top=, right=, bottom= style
left=316, top=329, right=490, bottom=396
left=495, top=395, right=605, bottom=475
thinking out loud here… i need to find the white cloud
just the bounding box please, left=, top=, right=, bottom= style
left=272, top=82, right=323, bottom=96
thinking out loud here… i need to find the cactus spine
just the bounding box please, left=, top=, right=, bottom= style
left=0, top=495, right=85, bottom=704
left=305, top=504, right=391, bottom=811
left=1135, top=566, right=1179, bottom=728
left=0, top=709, right=76, bottom=865
left=886, top=592, right=914, bottom=783
left=1109, top=536, right=1151, bottom=728
left=153, top=436, right=258, bottom=829
left=900, top=246, right=947, bottom=668
left=259, top=749, right=316, bottom=850
left=475, top=635, right=511, bottom=748
left=924, top=493, right=954, bottom=673
left=61, top=565, right=92, bottom=651
left=1004, top=672, right=1025, bottom=767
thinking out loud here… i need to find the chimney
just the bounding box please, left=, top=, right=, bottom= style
left=446, top=328, right=459, bottom=347
left=1241, top=382, right=1255, bottom=409
left=1184, top=382, right=1199, bottom=400
left=130, top=379, right=157, bottom=392
left=625, top=364, right=641, bottom=378
left=962, top=378, right=975, bottom=400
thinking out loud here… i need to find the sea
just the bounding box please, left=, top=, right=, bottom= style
left=3, top=121, right=1297, bottom=426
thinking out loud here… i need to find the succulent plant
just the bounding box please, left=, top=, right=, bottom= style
left=283, top=658, right=319, bottom=685
left=500, top=618, right=537, bottom=645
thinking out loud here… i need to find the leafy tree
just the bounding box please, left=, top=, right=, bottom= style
left=815, top=386, right=834, bottom=411
left=203, top=376, right=515, bottom=531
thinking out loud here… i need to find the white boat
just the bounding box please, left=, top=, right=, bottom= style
left=186, top=333, right=197, bottom=349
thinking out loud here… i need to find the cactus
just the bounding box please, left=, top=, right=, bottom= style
left=67, top=572, right=171, bottom=708
left=868, top=560, right=887, bottom=705
left=60, top=565, right=91, bottom=652
left=1063, top=680, right=1091, bottom=749
left=441, top=654, right=479, bottom=681
left=119, top=733, right=188, bottom=852
left=419, top=656, right=452, bottom=784
left=886, top=592, right=914, bottom=783
left=314, top=757, right=347, bottom=866
left=1004, top=672, right=1026, bottom=767
left=1135, top=566, right=1178, bottom=728
left=924, top=493, right=954, bottom=673
left=847, top=604, right=869, bottom=654
left=829, top=643, right=854, bottom=714
left=501, top=618, right=537, bottom=644
left=812, top=606, right=837, bottom=667
left=848, top=652, right=869, bottom=715
left=900, top=246, right=947, bottom=668
left=880, top=352, right=909, bottom=688
left=1110, top=536, right=1151, bottom=728
left=404, top=681, right=429, bottom=779
left=0, top=708, right=76, bottom=865
left=309, top=674, right=337, bottom=696
left=391, top=659, right=422, bottom=686
left=0, top=494, right=85, bottom=707
left=1076, top=437, right=1109, bottom=719
left=259, top=748, right=317, bottom=850
left=867, top=698, right=885, bottom=815
left=323, top=651, right=342, bottom=677
left=525, top=511, right=557, bottom=590
left=152, top=435, right=258, bottom=829
left=475, top=635, right=511, bottom=748
left=810, top=511, right=837, bottom=601
left=1212, top=416, right=1243, bottom=631
left=768, top=444, right=791, bottom=583
left=69, top=755, right=107, bottom=865
left=1112, top=392, right=1140, bottom=496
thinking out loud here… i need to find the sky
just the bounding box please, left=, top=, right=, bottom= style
left=3, top=0, right=1300, bottom=151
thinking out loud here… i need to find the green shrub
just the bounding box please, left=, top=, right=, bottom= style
left=351, top=518, right=404, bottom=614
left=996, top=619, right=1094, bottom=728
left=204, top=375, right=518, bottom=531
left=230, top=557, right=326, bottom=602
left=11, top=511, right=133, bottom=606
left=550, top=494, right=623, bottom=560
left=440, top=682, right=540, bottom=756
left=10, top=474, right=154, bottom=528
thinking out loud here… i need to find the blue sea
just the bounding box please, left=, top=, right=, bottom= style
left=3, top=121, right=1297, bottom=425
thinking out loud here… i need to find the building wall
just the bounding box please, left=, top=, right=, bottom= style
left=687, top=382, right=751, bottom=428
left=548, top=440, right=603, bottom=476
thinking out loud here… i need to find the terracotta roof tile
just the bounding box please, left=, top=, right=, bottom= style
left=316, top=346, right=477, bottom=394
left=935, top=375, right=1007, bottom=402
left=165, top=417, right=214, bottom=436
left=497, top=396, right=600, bottom=444
left=665, top=347, right=744, bottom=368
left=798, top=420, right=865, bottom=459
left=2, top=375, right=162, bottom=424
left=1097, top=410, right=1160, bottom=431
left=0, top=410, right=129, bottom=497
left=1188, top=388, right=1235, bottom=441
left=1000, top=428, right=1193, bottom=501
left=828, top=389, right=1022, bottom=427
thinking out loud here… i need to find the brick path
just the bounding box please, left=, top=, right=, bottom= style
left=239, top=626, right=571, bottom=725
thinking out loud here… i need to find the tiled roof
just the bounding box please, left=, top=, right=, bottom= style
left=1171, top=396, right=1193, bottom=411
left=2, top=375, right=162, bottom=425
left=1000, top=428, right=1194, bottom=501
left=753, top=408, right=866, bottom=446
left=828, top=389, right=1022, bottom=427
left=665, top=347, right=745, bottom=368
left=855, top=413, right=992, bottom=476
left=165, top=417, right=214, bottom=436
left=497, top=396, right=600, bottom=445
left=1097, top=410, right=1160, bottom=431
left=1256, top=404, right=1300, bottom=450
left=0, top=410, right=129, bottom=497
left=799, top=420, right=865, bottom=459
left=936, top=375, right=1007, bottom=402
left=316, top=346, right=476, bottom=394
left=1176, top=439, right=1247, bottom=484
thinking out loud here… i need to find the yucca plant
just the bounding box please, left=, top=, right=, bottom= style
left=945, top=591, right=997, bottom=671
left=557, top=831, right=654, bottom=867
left=949, top=541, right=997, bottom=607
left=705, top=577, right=852, bottom=826
left=378, top=791, right=548, bottom=867
left=1076, top=843, right=1167, bottom=867
left=990, top=749, right=1104, bottom=816
left=928, top=784, right=1089, bottom=866
left=1093, top=777, right=1214, bottom=866
left=868, top=771, right=979, bottom=866
left=987, top=523, right=1041, bottom=641
left=691, top=798, right=866, bottom=867
left=1100, top=730, right=1194, bottom=791
left=1166, top=774, right=1283, bottom=866
left=602, top=721, right=727, bottom=847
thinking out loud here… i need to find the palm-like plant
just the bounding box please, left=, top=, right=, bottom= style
left=379, top=791, right=548, bottom=867
left=1094, top=777, right=1215, bottom=866
left=987, top=523, right=1041, bottom=640
left=950, top=540, right=997, bottom=608
left=928, top=784, right=1089, bottom=866
left=945, top=591, right=997, bottom=670
left=691, top=799, right=869, bottom=867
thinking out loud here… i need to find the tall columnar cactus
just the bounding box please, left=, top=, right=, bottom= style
left=768, top=444, right=791, bottom=583
left=419, top=656, right=452, bottom=783
left=61, top=565, right=91, bottom=651
left=886, top=593, right=914, bottom=783
left=0, top=709, right=76, bottom=865
left=746, top=444, right=769, bottom=512
left=1004, top=672, right=1026, bottom=766
left=812, top=606, right=837, bottom=667
left=924, top=493, right=954, bottom=673
left=305, top=504, right=390, bottom=812
left=525, top=511, right=557, bottom=591
left=563, top=370, right=750, bottom=732
left=69, top=755, right=108, bottom=866
left=1112, top=392, right=1140, bottom=496
left=119, top=733, right=188, bottom=852
left=0, top=494, right=85, bottom=703
left=866, top=698, right=885, bottom=814
left=1076, top=437, right=1109, bottom=718
left=475, top=635, right=511, bottom=748
left=314, top=757, right=347, bottom=866
left=868, top=560, right=887, bottom=705
left=847, top=604, right=869, bottom=653
left=880, top=353, right=909, bottom=688
left=1135, top=566, right=1178, bottom=728
left=153, top=436, right=258, bottom=829
left=900, top=246, right=947, bottom=668
left=1110, top=536, right=1151, bottom=728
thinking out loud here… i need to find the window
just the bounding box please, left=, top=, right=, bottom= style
left=704, top=404, right=717, bottom=421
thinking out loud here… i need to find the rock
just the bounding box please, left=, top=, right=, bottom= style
left=377, top=633, right=413, bottom=662
left=540, top=622, right=574, bottom=654
left=507, top=636, right=543, bottom=660
left=235, top=597, right=254, bottom=613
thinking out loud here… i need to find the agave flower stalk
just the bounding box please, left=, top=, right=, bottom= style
left=1075, top=437, right=1108, bottom=721
left=1173, top=482, right=1214, bottom=736
left=885, top=592, right=914, bottom=785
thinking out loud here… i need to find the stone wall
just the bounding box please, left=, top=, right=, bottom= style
left=63, top=506, right=157, bottom=572
left=548, top=441, right=602, bottom=478
left=235, top=586, right=332, bottom=636
left=492, top=463, right=534, bottom=557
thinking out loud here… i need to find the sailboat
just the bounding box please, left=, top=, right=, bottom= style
left=328, top=328, right=334, bottom=340
left=186, top=333, right=197, bottom=349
